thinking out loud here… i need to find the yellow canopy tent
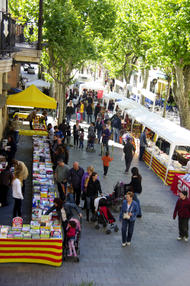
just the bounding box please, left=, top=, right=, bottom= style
left=7, top=84, right=57, bottom=109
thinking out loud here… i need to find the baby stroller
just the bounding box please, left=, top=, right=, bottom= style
left=106, top=181, right=126, bottom=212
left=63, top=218, right=81, bottom=262
left=86, top=135, right=96, bottom=152
left=94, top=197, right=119, bottom=234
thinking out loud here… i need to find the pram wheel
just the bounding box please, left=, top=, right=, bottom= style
left=114, top=225, right=119, bottom=232
left=95, top=224, right=100, bottom=230
left=106, top=229, right=111, bottom=235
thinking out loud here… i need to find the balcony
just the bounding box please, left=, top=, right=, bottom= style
left=0, top=11, right=15, bottom=58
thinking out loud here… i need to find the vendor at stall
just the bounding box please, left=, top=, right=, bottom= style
left=27, top=110, right=37, bottom=130
left=139, top=128, right=148, bottom=161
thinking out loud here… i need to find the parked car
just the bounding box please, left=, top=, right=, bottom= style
left=23, top=64, right=29, bottom=71
left=28, top=66, right=35, bottom=74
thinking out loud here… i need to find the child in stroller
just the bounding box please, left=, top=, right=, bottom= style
left=94, top=197, right=119, bottom=234
left=64, top=218, right=81, bottom=262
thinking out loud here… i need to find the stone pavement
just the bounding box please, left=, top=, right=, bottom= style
left=0, top=135, right=190, bottom=286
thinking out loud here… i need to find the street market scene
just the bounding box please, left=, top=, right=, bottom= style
left=0, top=0, right=190, bottom=286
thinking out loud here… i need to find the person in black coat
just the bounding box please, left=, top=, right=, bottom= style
left=94, top=103, right=101, bottom=121
left=6, top=135, right=17, bottom=164
left=123, top=137, right=135, bottom=173
left=126, top=167, right=142, bottom=217
left=86, top=172, right=102, bottom=221
left=86, top=103, right=93, bottom=123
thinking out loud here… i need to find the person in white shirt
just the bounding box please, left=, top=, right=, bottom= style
left=12, top=171, right=24, bottom=217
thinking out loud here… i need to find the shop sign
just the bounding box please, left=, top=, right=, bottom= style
left=177, top=178, right=190, bottom=198
left=12, top=217, right=23, bottom=228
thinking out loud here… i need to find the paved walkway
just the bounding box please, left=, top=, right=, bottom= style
left=0, top=134, right=190, bottom=286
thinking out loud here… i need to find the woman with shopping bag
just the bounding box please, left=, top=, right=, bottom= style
left=119, top=191, right=139, bottom=247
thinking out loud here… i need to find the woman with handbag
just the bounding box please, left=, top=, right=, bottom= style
left=119, top=191, right=139, bottom=247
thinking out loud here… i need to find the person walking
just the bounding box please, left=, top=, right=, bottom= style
left=127, top=167, right=142, bottom=217
left=123, top=137, right=135, bottom=173
left=102, top=124, right=111, bottom=153
left=66, top=100, right=74, bottom=123
left=79, top=128, right=84, bottom=150
left=86, top=103, right=93, bottom=124
left=55, top=159, right=70, bottom=201
left=111, top=113, right=121, bottom=143
left=94, top=103, right=101, bottom=122
left=95, top=118, right=103, bottom=144
left=119, top=191, right=139, bottom=246
left=73, top=121, right=81, bottom=148
left=86, top=172, right=102, bottom=221
left=139, top=128, right=148, bottom=161
left=68, top=162, right=84, bottom=206
left=102, top=152, right=113, bottom=177
left=45, top=197, right=82, bottom=246
left=173, top=191, right=190, bottom=242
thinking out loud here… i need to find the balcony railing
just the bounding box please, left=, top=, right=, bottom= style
left=0, top=11, right=15, bottom=57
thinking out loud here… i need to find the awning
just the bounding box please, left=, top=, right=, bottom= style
left=7, top=84, right=57, bottom=109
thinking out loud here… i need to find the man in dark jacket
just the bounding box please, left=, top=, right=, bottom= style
left=173, top=191, right=190, bottom=241
left=111, top=114, right=121, bottom=143
left=68, top=162, right=84, bottom=206
left=86, top=103, right=93, bottom=123
left=123, top=137, right=135, bottom=173
left=94, top=103, right=101, bottom=121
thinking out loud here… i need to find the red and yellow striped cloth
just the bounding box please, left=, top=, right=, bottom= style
left=143, top=150, right=185, bottom=185
left=0, top=239, right=62, bottom=266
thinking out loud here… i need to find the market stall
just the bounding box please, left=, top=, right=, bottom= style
left=0, top=136, right=63, bottom=266
left=7, top=85, right=57, bottom=136
left=126, top=107, right=190, bottom=185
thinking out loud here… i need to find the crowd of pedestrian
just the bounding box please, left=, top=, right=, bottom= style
left=1, top=85, right=190, bottom=252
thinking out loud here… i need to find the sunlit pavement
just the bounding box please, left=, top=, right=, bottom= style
left=0, top=131, right=189, bottom=286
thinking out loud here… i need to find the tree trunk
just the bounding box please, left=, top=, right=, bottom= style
left=123, top=69, right=133, bottom=98
left=141, top=69, right=149, bottom=105
left=37, top=0, right=43, bottom=50
left=173, top=65, right=190, bottom=129
left=162, top=77, right=171, bottom=118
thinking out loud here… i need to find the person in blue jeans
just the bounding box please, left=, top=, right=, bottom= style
left=120, top=191, right=139, bottom=246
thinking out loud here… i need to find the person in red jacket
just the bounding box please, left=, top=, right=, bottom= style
left=173, top=191, right=190, bottom=242
left=66, top=220, right=77, bottom=256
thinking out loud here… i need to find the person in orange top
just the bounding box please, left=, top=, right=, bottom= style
left=102, top=152, right=113, bottom=176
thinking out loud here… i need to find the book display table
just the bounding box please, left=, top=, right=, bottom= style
left=0, top=136, right=63, bottom=266
left=143, top=150, right=185, bottom=185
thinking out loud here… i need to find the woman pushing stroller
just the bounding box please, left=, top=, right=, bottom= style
left=45, top=197, right=82, bottom=245
left=85, top=172, right=102, bottom=222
